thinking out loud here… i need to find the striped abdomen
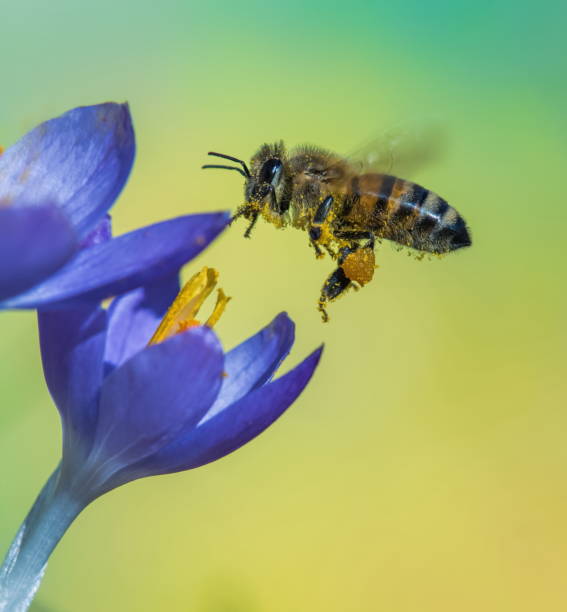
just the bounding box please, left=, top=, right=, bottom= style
left=344, top=173, right=471, bottom=253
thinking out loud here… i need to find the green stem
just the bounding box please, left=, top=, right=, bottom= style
left=0, top=466, right=85, bottom=612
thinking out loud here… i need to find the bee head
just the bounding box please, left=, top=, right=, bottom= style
left=245, top=141, right=292, bottom=215
left=202, top=143, right=292, bottom=221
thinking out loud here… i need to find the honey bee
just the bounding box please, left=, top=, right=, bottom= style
left=203, top=140, right=471, bottom=321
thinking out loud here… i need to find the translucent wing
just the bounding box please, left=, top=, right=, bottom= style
left=341, top=120, right=447, bottom=178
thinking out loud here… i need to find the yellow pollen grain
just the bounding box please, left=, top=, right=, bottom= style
left=148, top=267, right=230, bottom=346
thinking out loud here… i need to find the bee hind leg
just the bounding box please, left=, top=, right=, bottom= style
left=338, top=241, right=376, bottom=287
left=335, top=230, right=375, bottom=250
left=317, top=266, right=351, bottom=323
left=317, top=240, right=377, bottom=321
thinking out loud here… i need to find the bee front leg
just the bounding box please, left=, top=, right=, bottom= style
left=229, top=208, right=247, bottom=225
left=230, top=204, right=261, bottom=238
left=244, top=212, right=259, bottom=238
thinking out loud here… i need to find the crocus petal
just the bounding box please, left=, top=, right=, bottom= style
left=1, top=212, right=228, bottom=309
left=125, top=346, right=322, bottom=477
left=86, top=327, right=224, bottom=485
left=0, top=103, right=135, bottom=237
left=200, top=312, right=295, bottom=424
left=0, top=204, right=77, bottom=301
left=104, top=274, right=180, bottom=370
left=80, top=215, right=112, bottom=248
left=38, top=303, right=107, bottom=455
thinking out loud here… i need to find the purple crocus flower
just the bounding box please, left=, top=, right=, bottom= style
left=0, top=267, right=322, bottom=610
left=0, top=103, right=228, bottom=309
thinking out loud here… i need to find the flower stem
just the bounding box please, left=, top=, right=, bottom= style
left=0, top=466, right=84, bottom=612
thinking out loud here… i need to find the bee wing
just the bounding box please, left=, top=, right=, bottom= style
left=341, top=121, right=446, bottom=178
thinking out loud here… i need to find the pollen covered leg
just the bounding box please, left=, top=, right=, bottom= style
left=335, top=230, right=375, bottom=250
left=317, top=266, right=351, bottom=322
left=309, top=196, right=334, bottom=260
left=316, top=242, right=377, bottom=322
left=244, top=212, right=259, bottom=238
left=339, top=244, right=376, bottom=286
left=229, top=204, right=261, bottom=238
left=229, top=208, right=247, bottom=225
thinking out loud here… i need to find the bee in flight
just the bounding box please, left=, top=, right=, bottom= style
left=203, top=140, right=471, bottom=321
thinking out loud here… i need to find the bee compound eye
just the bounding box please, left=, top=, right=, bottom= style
left=309, top=226, right=322, bottom=241
left=259, top=159, right=283, bottom=186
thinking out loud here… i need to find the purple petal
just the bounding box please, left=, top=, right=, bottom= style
left=38, top=303, right=107, bottom=454
left=0, top=204, right=77, bottom=301
left=80, top=215, right=112, bottom=248
left=2, top=212, right=228, bottom=309
left=125, top=346, right=322, bottom=477
left=0, top=103, right=135, bottom=237
left=200, top=312, right=295, bottom=424
left=104, top=274, right=180, bottom=370
left=87, top=327, right=224, bottom=477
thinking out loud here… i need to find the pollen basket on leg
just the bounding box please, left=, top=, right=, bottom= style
left=148, top=267, right=231, bottom=346
left=342, top=248, right=376, bottom=285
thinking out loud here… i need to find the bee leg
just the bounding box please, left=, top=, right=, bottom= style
left=269, top=186, right=279, bottom=212
left=337, top=241, right=376, bottom=287
left=318, top=266, right=351, bottom=322
left=243, top=212, right=259, bottom=238
left=308, top=226, right=325, bottom=259
left=324, top=244, right=338, bottom=259
left=338, top=244, right=359, bottom=263
left=309, top=196, right=334, bottom=259
left=314, top=196, right=334, bottom=224
left=229, top=209, right=246, bottom=225
left=310, top=239, right=323, bottom=258
left=230, top=203, right=257, bottom=225
left=318, top=303, right=330, bottom=323
left=335, top=230, right=375, bottom=250
left=364, top=235, right=375, bottom=250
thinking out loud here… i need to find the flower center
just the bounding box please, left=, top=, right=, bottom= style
left=148, top=267, right=230, bottom=346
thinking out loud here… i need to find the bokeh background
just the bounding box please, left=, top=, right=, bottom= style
left=1, top=1, right=566, bottom=610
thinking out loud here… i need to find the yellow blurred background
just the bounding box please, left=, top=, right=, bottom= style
left=1, top=1, right=566, bottom=610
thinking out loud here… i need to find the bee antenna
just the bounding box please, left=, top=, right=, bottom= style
left=202, top=164, right=248, bottom=178
left=207, top=151, right=251, bottom=178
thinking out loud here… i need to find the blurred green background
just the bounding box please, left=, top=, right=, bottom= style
left=1, top=1, right=566, bottom=610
